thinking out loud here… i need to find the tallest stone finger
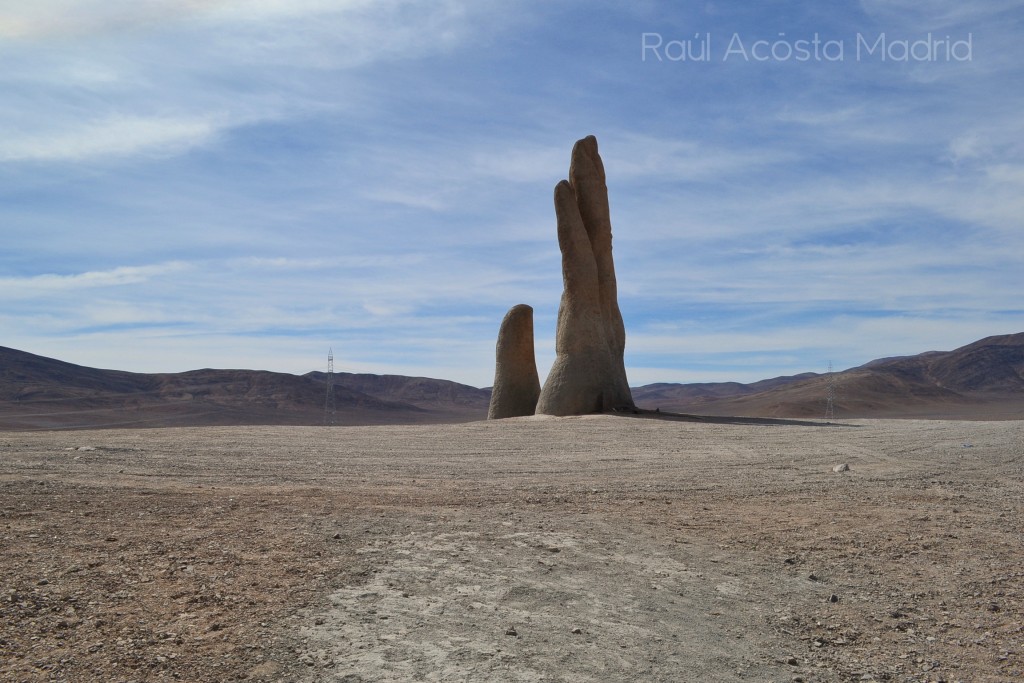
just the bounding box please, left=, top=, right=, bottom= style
left=569, top=135, right=625, bottom=354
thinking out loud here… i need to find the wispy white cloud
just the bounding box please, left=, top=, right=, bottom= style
left=858, top=0, right=1023, bottom=31
left=775, top=105, right=868, bottom=127
left=603, top=132, right=793, bottom=182
left=0, top=261, right=192, bottom=295
left=0, top=0, right=468, bottom=45
left=0, top=0, right=201, bottom=39
left=0, top=0, right=511, bottom=168
left=0, top=115, right=226, bottom=162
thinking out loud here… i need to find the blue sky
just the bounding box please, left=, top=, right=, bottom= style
left=2, top=1, right=1022, bottom=387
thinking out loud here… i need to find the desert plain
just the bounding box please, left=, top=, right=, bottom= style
left=1, top=415, right=1022, bottom=682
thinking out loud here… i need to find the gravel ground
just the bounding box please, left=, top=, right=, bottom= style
left=2, top=415, right=1022, bottom=682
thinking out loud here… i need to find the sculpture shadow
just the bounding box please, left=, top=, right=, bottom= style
left=611, top=408, right=859, bottom=428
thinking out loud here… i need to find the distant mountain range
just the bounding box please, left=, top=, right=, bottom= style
left=0, top=332, right=1021, bottom=429
left=632, top=332, right=1024, bottom=419
left=0, top=346, right=489, bottom=430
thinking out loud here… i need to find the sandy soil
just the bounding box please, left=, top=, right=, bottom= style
left=2, top=415, right=1022, bottom=682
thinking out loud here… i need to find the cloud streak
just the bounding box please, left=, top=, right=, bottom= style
left=0, top=115, right=225, bottom=162
left=0, top=262, right=192, bottom=294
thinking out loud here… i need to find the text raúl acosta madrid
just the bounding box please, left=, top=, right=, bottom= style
left=641, top=32, right=973, bottom=62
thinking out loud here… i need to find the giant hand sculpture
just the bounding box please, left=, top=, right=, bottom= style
left=536, top=136, right=634, bottom=415
left=487, top=135, right=633, bottom=419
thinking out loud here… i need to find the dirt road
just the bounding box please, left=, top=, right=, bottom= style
left=2, top=416, right=1022, bottom=682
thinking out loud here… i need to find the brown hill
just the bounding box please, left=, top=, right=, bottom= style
left=306, top=371, right=491, bottom=414
left=3, top=332, right=1022, bottom=429
left=632, top=373, right=817, bottom=404
left=0, top=346, right=488, bottom=430
left=632, top=333, right=1024, bottom=420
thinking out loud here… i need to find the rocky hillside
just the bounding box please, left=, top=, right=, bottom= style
left=0, top=347, right=487, bottom=430
left=632, top=333, right=1024, bottom=419
left=2, top=332, right=1022, bottom=429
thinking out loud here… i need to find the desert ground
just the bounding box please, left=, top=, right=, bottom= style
left=1, top=415, right=1022, bottom=682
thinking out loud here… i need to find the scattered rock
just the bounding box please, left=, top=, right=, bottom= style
left=571, top=627, right=583, bottom=634
left=505, top=626, right=518, bottom=636
left=828, top=593, right=840, bottom=603
left=833, top=463, right=850, bottom=473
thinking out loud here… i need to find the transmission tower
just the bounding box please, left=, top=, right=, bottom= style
left=824, top=360, right=836, bottom=421
left=323, top=348, right=336, bottom=426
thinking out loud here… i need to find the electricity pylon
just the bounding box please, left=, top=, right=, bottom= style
left=324, top=348, right=336, bottom=426
left=824, top=361, right=836, bottom=421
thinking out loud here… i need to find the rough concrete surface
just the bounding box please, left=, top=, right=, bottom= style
left=488, top=304, right=541, bottom=420
left=536, top=136, right=634, bottom=416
